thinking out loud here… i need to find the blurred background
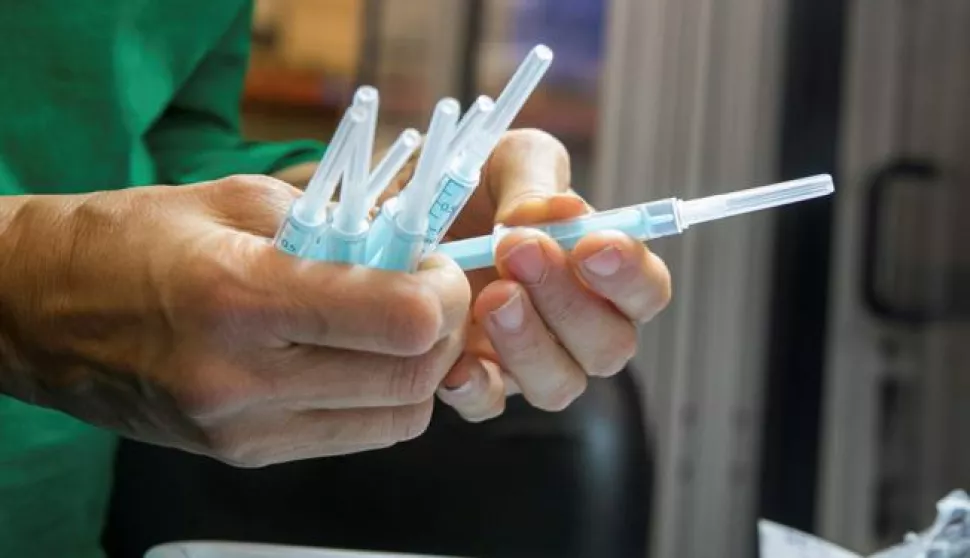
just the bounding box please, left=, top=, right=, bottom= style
left=105, top=1, right=970, bottom=557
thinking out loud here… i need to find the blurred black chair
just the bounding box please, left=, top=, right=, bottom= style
left=103, top=370, right=653, bottom=558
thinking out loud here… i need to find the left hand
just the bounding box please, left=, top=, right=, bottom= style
left=433, top=129, right=672, bottom=421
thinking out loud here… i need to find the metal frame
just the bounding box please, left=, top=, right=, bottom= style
left=595, top=1, right=788, bottom=556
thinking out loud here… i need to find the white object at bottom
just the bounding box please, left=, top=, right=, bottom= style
left=145, top=542, right=460, bottom=558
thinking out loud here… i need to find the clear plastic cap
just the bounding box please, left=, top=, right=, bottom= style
left=365, top=128, right=422, bottom=208
left=334, top=86, right=380, bottom=232
left=449, top=95, right=495, bottom=161
left=297, top=106, right=367, bottom=224
left=457, top=45, right=553, bottom=175
left=678, top=174, right=834, bottom=228
left=399, top=98, right=460, bottom=232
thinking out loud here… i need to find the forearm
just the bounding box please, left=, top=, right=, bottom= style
left=0, top=192, right=108, bottom=405
left=0, top=195, right=47, bottom=398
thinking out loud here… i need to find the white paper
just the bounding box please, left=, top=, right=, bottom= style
left=758, top=520, right=862, bottom=558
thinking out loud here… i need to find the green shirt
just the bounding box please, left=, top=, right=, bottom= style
left=0, top=1, right=324, bottom=556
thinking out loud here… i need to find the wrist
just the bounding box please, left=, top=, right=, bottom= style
left=0, top=195, right=35, bottom=397
left=0, top=194, right=89, bottom=400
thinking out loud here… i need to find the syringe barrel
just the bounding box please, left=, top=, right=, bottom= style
left=365, top=197, right=398, bottom=264
left=325, top=227, right=369, bottom=265
left=274, top=213, right=317, bottom=257
left=274, top=202, right=333, bottom=258
left=374, top=215, right=424, bottom=272
left=422, top=167, right=480, bottom=255
left=528, top=199, right=682, bottom=249
left=436, top=199, right=682, bottom=270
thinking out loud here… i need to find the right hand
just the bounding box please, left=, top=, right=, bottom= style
left=0, top=175, right=470, bottom=467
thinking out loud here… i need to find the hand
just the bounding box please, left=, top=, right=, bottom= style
left=435, top=130, right=672, bottom=421
left=0, top=176, right=470, bottom=466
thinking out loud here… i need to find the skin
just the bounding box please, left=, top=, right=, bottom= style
left=0, top=177, right=470, bottom=467
left=0, top=129, right=671, bottom=466
left=375, top=129, right=673, bottom=423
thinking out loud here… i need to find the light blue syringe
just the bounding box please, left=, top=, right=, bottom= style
left=421, top=45, right=554, bottom=255
left=273, top=106, right=365, bottom=257
left=364, top=45, right=554, bottom=265
left=325, top=86, right=379, bottom=264
left=371, top=98, right=461, bottom=272
left=435, top=174, right=835, bottom=270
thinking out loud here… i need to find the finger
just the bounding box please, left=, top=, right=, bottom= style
left=238, top=251, right=470, bottom=356
left=495, top=230, right=638, bottom=378
left=214, top=401, right=434, bottom=467
left=473, top=281, right=587, bottom=411
left=256, top=330, right=465, bottom=409
left=482, top=129, right=581, bottom=224
left=570, top=231, right=672, bottom=323
left=437, top=354, right=506, bottom=422
left=201, top=175, right=302, bottom=238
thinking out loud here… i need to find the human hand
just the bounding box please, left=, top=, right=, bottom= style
left=0, top=176, right=470, bottom=466
left=434, top=130, right=672, bottom=421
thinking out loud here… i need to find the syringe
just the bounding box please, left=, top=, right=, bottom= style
left=420, top=45, right=554, bottom=255
left=325, top=86, right=379, bottom=264
left=371, top=98, right=460, bottom=272
left=273, top=106, right=365, bottom=257
left=435, top=174, right=835, bottom=271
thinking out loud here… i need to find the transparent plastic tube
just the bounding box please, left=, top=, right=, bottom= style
left=396, top=98, right=460, bottom=232
left=274, top=107, right=366, bottom=257
left=327, top=87, right=379, bottom=264
left=448, top=95, right=494, bottom=162
left=458, top=45, right=554, bottom=179
left=296, top=106, right=366, bottom=224
left=372, top=99, right=460, bottom=272
left=364, top=128, right=422, bottom=209
left=436, top=174, right=834, bottom=270
left=419, top=46, right=554, bottom=255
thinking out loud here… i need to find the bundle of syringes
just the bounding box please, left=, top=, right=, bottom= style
left=760, top=490, right=970, bottom=557
left=274, top=44, right=836, bottom=272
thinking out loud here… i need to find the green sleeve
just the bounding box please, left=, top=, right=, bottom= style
left=146, top=0, right=325, bottom=184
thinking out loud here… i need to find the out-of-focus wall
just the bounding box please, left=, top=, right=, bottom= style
left=252, top=0, right=361, bottom=76
left=596, top=1, right=788, bottom=556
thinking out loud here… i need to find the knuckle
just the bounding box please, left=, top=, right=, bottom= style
left=389, top=354, right=440, bottom=404
left=208, top=175, right=298, bottom=215
left=173, top=364, right=264, bottom=422
left=587, top=327, right=638, bottom=377
left=545, top=293, right=586, bottom=326
left=536, top=374, right=587, bottom=412
left=208, top=175, right=262, bottom=204
left=503, top=128, right=569, bottom=158
left=640, top=256, right=673, bottom=322
left=207, top=429, right=269, bottom=469
left=383, top=283, right=443, bottom=355
left=464, top=396, right=507, bottom=424
left=175, top=378, right=233, bottom=420
left=390, top=402, right=434, bottom=442
left=655, top=273, right=673, bottom=312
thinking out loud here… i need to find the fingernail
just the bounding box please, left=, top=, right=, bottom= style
left=503, top=240, right=546, bottom=284
left=442, top=368, right=473, bottom=392
left=582, top=246, right=623, bottom=277
left=442, top=378, right=475, bottom=395
left=491, top=292, right=524, bottom=331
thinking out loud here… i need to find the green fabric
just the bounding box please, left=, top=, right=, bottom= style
left=0, top=1, right=325, bottom=556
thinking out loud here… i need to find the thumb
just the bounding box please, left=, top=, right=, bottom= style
left=484, top=129, right=589, bottom=226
